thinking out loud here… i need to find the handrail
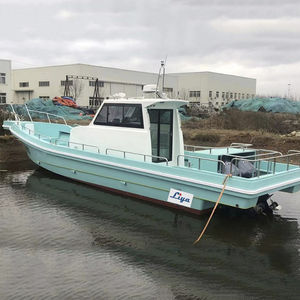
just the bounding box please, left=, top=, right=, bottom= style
left=230, top=142, right=253, bottom=148
left=230, top=152, right=300, bottom=177
left=105, top=148, right=169, bottom=165
left=184, top=144, right=254, bottom=154
left=184, top=144, right=238, bottom=154
left=5, top=104, right=20, bottom=122
left=26, top=105, right=67, bottom=125
left=288, top=150, right=300, bottom=154
left=20, top=124, right=100, bottom=153
left=226, top=150, right=282, bottom=160
left=177, top=154, right=225, bottom=170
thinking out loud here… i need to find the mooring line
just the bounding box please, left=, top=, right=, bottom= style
left=193, top=173, right=232, bottom=245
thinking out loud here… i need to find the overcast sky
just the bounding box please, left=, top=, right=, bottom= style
left=1, top=0, right=300, bottom=97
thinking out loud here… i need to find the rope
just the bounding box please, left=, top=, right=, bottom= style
left=193, top=174, right=232, bottom=245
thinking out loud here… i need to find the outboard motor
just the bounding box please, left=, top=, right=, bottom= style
left=254, top=194, right=281, bottom=216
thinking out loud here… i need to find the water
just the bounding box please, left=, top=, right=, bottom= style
left=0, top=162, right=300, bottom=299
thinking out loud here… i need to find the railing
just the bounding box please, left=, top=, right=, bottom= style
left=3, top=103, right=20, bottom=122
left=52, top=139, right=100, bottom=153
left=20, top=124, right=100, bottom=153
left=184, top=143, right=253, bottom=154
left=177, top=154, right=225, bottom=170
left=230, top=143, right=253, bottom=148
left=226, top=149, right=282, bottom=161
left=25, top=104, right=67, bottom=125
left=15, top=123, right=300, bottom=176
left=105, top=148, right=169, bottom=165
left=230, top=152, right=300, bottom=177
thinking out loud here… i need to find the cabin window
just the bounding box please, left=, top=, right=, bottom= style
left=148, top=109, right=173, bottom=162
left=94, top=104, right=144, bottom=128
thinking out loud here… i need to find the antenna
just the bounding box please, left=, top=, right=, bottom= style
left=162, top=55, right=167, bottom=92
left=155, top=58, right=167, bottom=98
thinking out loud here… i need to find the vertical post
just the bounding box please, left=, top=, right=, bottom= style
left=273, top=158, right=276, bottom=174
left=258, top=160, right=261, bottom=177
left=46, top=113, right=51, bottom=123
left=25, top=104, right=33, bottom=122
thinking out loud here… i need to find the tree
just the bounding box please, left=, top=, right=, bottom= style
left=70, top=78, right=84, bottom=101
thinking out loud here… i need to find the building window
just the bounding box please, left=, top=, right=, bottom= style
left=238, top=93, right=241, bottom=99
left=89, top=80, right=104, bottom=87
left=216, top=91, right=219, bottom=98
left=19, top=82, right=29, bottom=87
left=39, top=96, right=50, bottom=99
left=246, top=94, right=249, bottom=98
left=61, top=80, right=73, bottom=86
left=94, top=103, right=144, bottom=128
left=89, top=96, right=104, bottom=107
left=0, top=93, right=6, bottom=103
left=234, top=93, right=237, bottom=99
left=230, top=93, right=233, bottom=99
left=0, top=73, right=6, bottom=84
left=39, top=81, right=50, bottom=87
left=163, top=87, right=173, bottom=93
left=242, top=94, right=244, bottom=99
left=189, top=91, right=200, bottom=98
left=222, top=92, right=225, bottom=99
left=209, top=91, right=212, bottom=98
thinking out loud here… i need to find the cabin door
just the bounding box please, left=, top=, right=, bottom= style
left=148, top=109, right=173, bottom=162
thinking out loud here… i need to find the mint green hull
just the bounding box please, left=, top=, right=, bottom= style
left=4, top=121, right=300, bottom=214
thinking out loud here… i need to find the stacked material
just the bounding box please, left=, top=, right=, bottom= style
left=11, top=98, right=92, bottom=120
left=225, top=97, right=300, bottom=114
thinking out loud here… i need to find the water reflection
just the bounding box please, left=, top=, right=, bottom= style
left=1, top=165, right=299, bottom=299
left=21, top=168, right=300, bottom=299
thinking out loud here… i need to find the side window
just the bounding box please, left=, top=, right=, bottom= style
left=95, top=105, right=107, bottom=123
left=108, top=105, right=123, bottom=124
left=94, top=104, right=143, bottom=128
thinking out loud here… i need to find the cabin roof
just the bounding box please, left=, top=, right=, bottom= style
left=102, top=97, right=188, bottom=109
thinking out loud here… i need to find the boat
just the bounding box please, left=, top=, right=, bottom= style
left=3, top=84, right=300, bottom=215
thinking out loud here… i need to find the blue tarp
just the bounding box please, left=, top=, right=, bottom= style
left=225, top=97, right=300, bottom=114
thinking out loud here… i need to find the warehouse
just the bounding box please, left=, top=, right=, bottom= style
left=172, top=71, right=256, bottom=108
left=3, top=60, right=256, bottom=108
left=12, top=64, right=178, bottom=107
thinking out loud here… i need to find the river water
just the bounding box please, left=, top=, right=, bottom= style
left=0, top=161, right=300, bottom=299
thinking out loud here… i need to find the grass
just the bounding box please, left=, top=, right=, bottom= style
left=183, top=109, right=300, bottom=134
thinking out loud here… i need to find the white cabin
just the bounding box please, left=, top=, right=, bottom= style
left=69, top=94, right=188, bottom=166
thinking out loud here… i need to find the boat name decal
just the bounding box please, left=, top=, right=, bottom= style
left=170, top=192, right=190, bottom=203
left=167, top=188, right=194, bottom=208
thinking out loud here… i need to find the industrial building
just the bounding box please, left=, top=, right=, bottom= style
left=172, top=72, right=256, bottom=108
left=1, top=60, right=256, bottom=108
left=0, top=59, right=12, bottom=105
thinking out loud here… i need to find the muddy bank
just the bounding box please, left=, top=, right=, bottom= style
left=0, top=136, right=36, bottom=170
